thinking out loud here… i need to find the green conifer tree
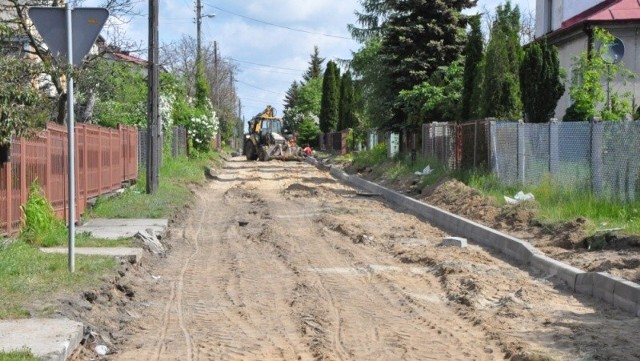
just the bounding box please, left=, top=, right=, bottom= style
left=319, top=61, right=340, bottom=133
left=338, top=71, right=355, bottom=130
left=520, top=40, right=564, bottom=123
left=481, top=1, right=523, bottom=120
left=461, top=15, right=483, bottom=121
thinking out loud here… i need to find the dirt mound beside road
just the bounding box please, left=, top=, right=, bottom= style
left=345, top=165, right=640, bottom=284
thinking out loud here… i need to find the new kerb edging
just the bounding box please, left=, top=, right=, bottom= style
left=321, top=164, right=640, bottom=316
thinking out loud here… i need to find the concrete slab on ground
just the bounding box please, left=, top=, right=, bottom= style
left=76, top=218, right=168, bottom=239
left=0, top=318, right=83, bottom=361
left=40, top=247, right=144, bottom=264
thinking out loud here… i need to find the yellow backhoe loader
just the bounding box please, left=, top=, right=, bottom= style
left=243, top=105, right=303, bottom=161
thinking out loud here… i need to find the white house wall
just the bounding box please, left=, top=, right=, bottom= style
left=536, top=0, right=606, bottom=37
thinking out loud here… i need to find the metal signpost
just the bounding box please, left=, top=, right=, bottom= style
left=28, top=5, right=109, bottom=272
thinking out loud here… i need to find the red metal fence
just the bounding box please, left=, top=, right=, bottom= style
left=0, top=122, right=138, bottom=234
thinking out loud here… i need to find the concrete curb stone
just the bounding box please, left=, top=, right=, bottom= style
left=529, top=254, right=582, bottom=290
left=613, top=279, right=640, bottom=314
left=319, top=163, right=640, bottom=316
left=575, top=272, right=595, bottom=295
left=442, top=237, right=468, bottom=248
left=0, top=318, right=83, bottom=361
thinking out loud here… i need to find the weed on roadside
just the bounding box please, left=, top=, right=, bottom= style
left=0, top=348, right=38, bottom=361
left=19, top=182, right=66, bottom=247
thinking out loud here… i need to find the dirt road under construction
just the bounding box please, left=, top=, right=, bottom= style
left=110, top=157, right=640, bottom=361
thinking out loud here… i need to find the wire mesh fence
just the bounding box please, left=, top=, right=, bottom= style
left=419, top=119, right=640, bottom=202
left=422, top=120, right=489, bottom=170
left=139, top=126, right=188, bottom=166
left=489, top=121, right=640, bottom=202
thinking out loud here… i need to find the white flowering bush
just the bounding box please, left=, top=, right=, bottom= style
left=159, top=93, right=175, bottom=131
left=187, top=101, right=219, bottom=151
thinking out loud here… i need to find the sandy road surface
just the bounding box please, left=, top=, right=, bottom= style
left=112, top=157, right=640, bottom=361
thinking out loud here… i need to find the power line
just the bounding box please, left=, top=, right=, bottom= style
left=229, top=57, right=304, bottom=72
left=204, top=3, right=352, bottom=40
left=235, top=79, right=283, bottom=95
left=239, top=66, right=300, bottom=76
left=241, top=97, right=281, bottom=104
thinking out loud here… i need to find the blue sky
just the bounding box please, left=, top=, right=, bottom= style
left=96, top=0, right=537, bottom=120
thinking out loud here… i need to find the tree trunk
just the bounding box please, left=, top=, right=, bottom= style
left=81, top=91, right=96, bottom=123
left=56, top=93, right=67, bottom=125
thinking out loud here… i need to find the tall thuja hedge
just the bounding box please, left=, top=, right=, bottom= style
left=461, top=15, right=483, bottom=121
left=338, top=70, right=355, bottom=130
left=319, top=61, right=340, bottom=133
left=520, top=40, right=564, bottom=123
left=481, top=1, right=522, bottom=119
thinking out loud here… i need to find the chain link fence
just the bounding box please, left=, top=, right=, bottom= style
left=489, top=121, right=640, bottom=202
left=420, top=120, right=640, bottom=202
left=139, top=126, right=188, bottom=166
left=422, top=120, right=489, bottom=170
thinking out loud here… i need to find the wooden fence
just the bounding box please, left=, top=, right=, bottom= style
left=0, top=122, right=138, bottom=234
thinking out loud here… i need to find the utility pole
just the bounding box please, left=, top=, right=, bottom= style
left=147, top=0, right=160, bottom=194
left=196, top=1, right=215, bottom=63
left=196, top=0, right=202, bottom=63
left=214, top=40, right=218, bottom=108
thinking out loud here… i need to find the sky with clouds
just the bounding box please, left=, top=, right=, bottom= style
left=99, top=0, right=537, bottom=120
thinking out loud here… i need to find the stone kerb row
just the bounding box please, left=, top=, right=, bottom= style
left=322, top=164, right=640, bottom=316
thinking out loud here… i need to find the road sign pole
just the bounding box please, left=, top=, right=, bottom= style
left=66, top=3, right=76, bottom=273
left=28, top=6, right=109, bottom=273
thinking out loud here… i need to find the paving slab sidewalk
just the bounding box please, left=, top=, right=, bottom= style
left=1, top=218, right=168, bottom=360
left=0, top=318, right=83, bottom=361
left=76, top=218, right=168, bottom=239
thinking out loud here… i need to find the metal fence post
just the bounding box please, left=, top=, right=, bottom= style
left=45, top=130, right=51, bottom=201
left=549, top=120, right=559, bottom=178
left=591, top=121, right=604, bottom=196
left=517, top=121, right=526, bottom=185
left=489, top=120, right=496, bottom=175
left=473, top=119, right=478, bottom=168
left=19, top=139, right=27, bottom=212
left=5, top=157, right=12, bottom=234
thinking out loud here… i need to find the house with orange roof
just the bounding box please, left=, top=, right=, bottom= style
left=535, top=0, right=640, bottom=119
